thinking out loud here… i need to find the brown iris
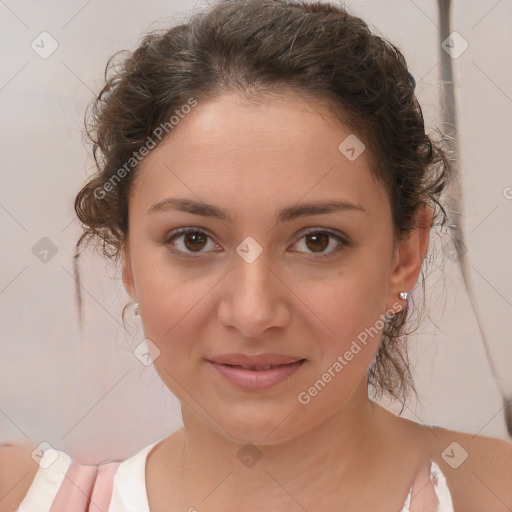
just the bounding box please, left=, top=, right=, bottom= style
left=305, top=232, right=329, bottom=253
left=184, top=232, right=208, bottom=252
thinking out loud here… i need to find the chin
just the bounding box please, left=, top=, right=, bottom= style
left=208, top=403, right=309, bottom=447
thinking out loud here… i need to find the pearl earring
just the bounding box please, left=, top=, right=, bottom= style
left=399, top=291, right=408, bottom=300
left=134, top=302, right=140, bottom=316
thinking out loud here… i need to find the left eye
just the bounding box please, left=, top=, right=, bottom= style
left=291, top=230, right=348, bottom=259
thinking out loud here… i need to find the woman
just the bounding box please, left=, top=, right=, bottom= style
left=2, top=1, right=511, bottom=511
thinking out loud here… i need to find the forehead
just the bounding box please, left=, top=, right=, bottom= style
left=131, top=91, right=387, bottom=216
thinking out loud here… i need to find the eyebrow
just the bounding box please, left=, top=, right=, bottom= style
left=147, top=197, right=365, bottom=223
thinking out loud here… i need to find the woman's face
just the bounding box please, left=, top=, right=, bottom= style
left=122, top=91, right=409, bottom=444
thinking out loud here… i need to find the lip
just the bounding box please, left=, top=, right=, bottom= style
left=207, top=355, right=306, bottom=391
left=209, top=353, right=304, bottom=367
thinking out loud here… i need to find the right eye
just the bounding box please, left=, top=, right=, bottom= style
left=164, top=227, right=222, bottom=257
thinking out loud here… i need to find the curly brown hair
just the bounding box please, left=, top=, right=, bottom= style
left=74, top=0, right=451, bottom=405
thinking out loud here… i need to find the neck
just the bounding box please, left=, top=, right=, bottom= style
left=171, top=381, right=388, bottom=510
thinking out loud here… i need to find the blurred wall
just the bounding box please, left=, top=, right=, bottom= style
left=1, top=0, right=511, bottom=463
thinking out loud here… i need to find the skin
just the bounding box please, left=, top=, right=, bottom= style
left=119, top=91, right=512, bottom=512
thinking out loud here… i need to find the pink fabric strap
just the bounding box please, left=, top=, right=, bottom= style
left=89, top=462, right=121, bottom=512
left=408, top=461, right=439, bottom=512
left=49, top=460, right=120, bottom=512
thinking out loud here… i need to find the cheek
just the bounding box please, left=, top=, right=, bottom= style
left=139, top=283, right=203, bottom=347
left=296, top=287, right=385, bottom=409
left=135, top=261, right=217, bottom=373
left=315, top=295, right=383, bottom=374
left=132, top=246, right=205, bottom=329
left=295, top=265, right=388, bottom=373
left=139, top=292, right=203, bottom=400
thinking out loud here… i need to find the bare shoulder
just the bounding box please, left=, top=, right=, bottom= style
left=419, top=425, right=512, bottom=512
left=0, top=443, right=40, bottom=512
left=375, top=407, right=512, bottom=512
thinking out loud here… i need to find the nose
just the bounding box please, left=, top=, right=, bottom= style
left=216, top=249, right=291, bottom=339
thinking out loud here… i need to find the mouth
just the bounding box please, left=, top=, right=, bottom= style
left=219, top=363, right=296, bottom=371
left=208, top=353, right=305, bottom=367
left=206, top=355, right=306, bottom=390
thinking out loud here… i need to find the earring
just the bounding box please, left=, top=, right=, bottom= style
left=399, top=291, right=408, bottom=300
left=134, top=302, right=140, bottom=316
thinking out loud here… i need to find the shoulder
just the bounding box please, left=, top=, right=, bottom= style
left=0, top=442, right=121, bottom=512
left=376, top=407, right=512, bottom=512
left=423, top=426, right=512, bottom=512
left=0, top=443, right=40, bottom=512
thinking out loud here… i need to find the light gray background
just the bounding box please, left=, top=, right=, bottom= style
left=1, top=0, right=511, bottom=464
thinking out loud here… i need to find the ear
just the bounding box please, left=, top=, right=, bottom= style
left=121, top=246, right=137, bottom=302
left=386, top=203, right=433, bottom=311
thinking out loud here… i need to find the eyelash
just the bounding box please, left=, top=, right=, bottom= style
left=163, top=227, right=350, bottom=260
